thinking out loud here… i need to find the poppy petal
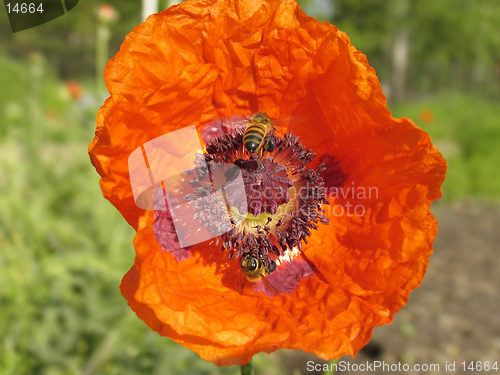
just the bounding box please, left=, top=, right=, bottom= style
left=90, top=0, right=447, bottom=366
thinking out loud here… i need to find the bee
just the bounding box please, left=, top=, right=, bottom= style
left=242, top=112, right=277, bottom=155
left=217, top=112, right=278, bottom=156
left=215, top=112, right=307, bottom=159
left=240, top=253, right=277, bottom=282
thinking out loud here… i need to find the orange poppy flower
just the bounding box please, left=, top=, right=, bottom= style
left=89, top=0, right=446, bottom=367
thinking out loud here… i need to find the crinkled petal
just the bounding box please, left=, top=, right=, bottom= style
left=121, top=213, right=394, bottom=366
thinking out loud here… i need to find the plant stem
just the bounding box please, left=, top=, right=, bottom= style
left=323, top=359, right=339, bottom=375
left=241, top=359, right=254, bottom=375
left=96, top=24, right=110, bottom=97
left=28, top=52, right=44, bottom=161
left=142, top=0, right=159, bottom=21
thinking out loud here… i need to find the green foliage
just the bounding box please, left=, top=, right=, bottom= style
left=406, top=0, right=500, bottom=94
left=0, top=55, right=29, bottom=138
left=332, top=0, right=500, bottom=97
left=390, top=92, right=500, bottom=201
left=0, top=0, right=142, bottom=79
left=332, top=0, right=394, bottom=55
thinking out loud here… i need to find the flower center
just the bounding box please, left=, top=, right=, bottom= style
left=184, top=120, right=330, bottom=278
left=151, top=116, right=332, bottom=290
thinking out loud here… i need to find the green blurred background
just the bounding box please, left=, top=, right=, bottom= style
left=1, top=0, right=499, bottom=374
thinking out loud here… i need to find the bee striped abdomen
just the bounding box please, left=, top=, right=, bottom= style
left=243, top=125, right=266, bottom=153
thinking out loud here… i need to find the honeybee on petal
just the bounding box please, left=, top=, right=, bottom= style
left=240, top=253, right=280, bottom=296
left=243, top=112, right=277, bottom=155
left=240, top=253, right=277, bottom=282
left=217, top=112, right=278, bottom=156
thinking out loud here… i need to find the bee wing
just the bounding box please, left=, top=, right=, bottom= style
left=271, top=116, right=309, bottom=133
left=239, top=275, right=280, bottom=298
left=260, top=277, right=281, bottom=297
left=201, top=116, right=250, bottom=144
left=210, top=116, right=249, bottom=130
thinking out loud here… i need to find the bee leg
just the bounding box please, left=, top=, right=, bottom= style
left=267, top=260, right=276, bottom=274
left=271, top=123, right=281, bottom=134
left=264, top=135, right=275, bottom=153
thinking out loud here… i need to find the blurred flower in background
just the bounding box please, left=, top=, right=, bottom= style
left=45, top=109, right=59, bottom=121
left=63, top=80, right=84, bottom=101
left=97, top=3, right=119, bottom=24
left=419, top=108, right=434, bottom=124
